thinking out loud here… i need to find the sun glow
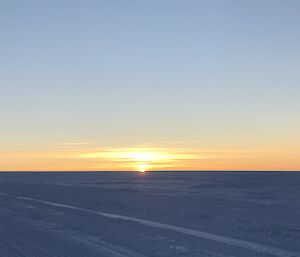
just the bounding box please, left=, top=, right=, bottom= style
left=80, top=147, right=202, bottom=171
left=137, top=163, right=149, bottom=172
left=118, top=151, right=165, bottom=172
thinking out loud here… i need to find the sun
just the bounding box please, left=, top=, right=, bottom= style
left=136, top=163, right=149, bottom=173
left=80, top=147, right=197, bottom=171
left=122, top=151, right=165, bottom=172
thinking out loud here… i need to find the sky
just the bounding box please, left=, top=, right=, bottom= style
left=1, top=0, right=300, bottom=171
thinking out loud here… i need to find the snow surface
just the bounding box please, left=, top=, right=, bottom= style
left=0, top=171, right=299, bottom=257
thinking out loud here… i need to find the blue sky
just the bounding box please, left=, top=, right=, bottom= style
left=1, top=1, right=300, bottom=170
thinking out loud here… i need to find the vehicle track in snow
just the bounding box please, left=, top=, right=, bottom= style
left=1, top=192, right=299, bottom=257
left=0, top=199, right=146, bottom=257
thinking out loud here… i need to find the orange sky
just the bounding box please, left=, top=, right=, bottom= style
left=1, top=143, right=299, bottom=171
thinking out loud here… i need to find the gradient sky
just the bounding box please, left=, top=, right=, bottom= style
left=1, top=0, right=300, bottom=171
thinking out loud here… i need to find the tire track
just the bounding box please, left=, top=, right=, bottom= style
left=0, top=192, right=299, bottom=257
left=0, top=201, right=146, bottom=257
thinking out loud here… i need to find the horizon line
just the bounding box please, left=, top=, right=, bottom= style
left=0, top=170, right=299, bottom=173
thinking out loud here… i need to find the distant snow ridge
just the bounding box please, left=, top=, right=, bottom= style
left=0, top=192, right=299, bottom=257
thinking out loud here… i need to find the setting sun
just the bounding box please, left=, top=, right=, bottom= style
left=107, top=149, right=172, bottom=172
left=78, top=147, right=201, bottom=171
left=135, top=163, right=150, bottom=172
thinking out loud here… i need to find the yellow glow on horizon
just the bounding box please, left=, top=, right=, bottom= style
left=1, top=144, right=300, bottom=171
left=80, top=147, right=201, bottom=171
